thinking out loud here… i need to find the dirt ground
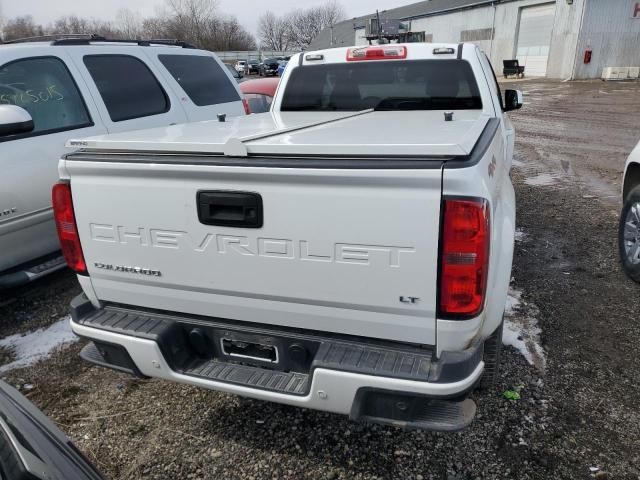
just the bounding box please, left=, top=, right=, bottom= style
left=1, top=79, right=640, bottom=480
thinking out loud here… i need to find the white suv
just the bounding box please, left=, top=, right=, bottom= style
left=0, top=36, right=245, bottom=288
left=234, top=60, right=246, bottom=73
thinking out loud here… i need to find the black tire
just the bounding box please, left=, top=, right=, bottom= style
left=479, top=321, right=503, bottom=390
left=619, top=185, right=640, bottom=283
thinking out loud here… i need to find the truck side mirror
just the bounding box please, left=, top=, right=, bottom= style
left=504, top=89, right=523, bottom=112
left=0, top=105, right=34, bottom=137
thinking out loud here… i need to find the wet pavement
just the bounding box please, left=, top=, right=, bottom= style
left=512, top=79, right=640, bottom=205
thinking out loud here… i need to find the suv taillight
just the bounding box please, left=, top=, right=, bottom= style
left=438, top=198, right=490, bottom=319
left=52, top=182, right=86, bottom=275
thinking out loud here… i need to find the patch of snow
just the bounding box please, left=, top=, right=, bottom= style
left=515, top=228, right=528, bottom=242
left=524, top=173, right=558, bottom=187
left=505, top=287, right=522, bottom=313
left=504, top=287, right=546, bottom=371
left=0, top=317, right=77, bottom=373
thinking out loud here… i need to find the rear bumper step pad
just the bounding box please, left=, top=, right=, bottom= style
left=183, top=358, right=309, bottom=395
left=71, top=295, right=442, bottom=398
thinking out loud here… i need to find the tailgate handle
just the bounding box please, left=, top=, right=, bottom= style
left=197, top=191, right=263, bottom=228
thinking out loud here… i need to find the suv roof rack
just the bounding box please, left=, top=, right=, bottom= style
left=2, top=33, right=104, bottom=44
left=2, top=34, right=196, bottom=49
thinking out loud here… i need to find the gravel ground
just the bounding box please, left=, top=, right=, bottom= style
left=1, top=79, right=640, bottom=480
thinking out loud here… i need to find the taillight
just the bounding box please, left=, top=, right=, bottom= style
left=346, top=45, right=408, bottom=61
left=438, top=198, right=490, bottom=319
left=52, top=182, right=86, bottom=275
left=242, top=98, right=251, bottom=115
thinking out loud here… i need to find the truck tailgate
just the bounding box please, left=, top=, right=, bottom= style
left=66, top=160, right=443, bottom=345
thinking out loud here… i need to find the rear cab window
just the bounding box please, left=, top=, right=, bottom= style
left=245, top=94, right=273, bottom=114
left=0, top=56, right=92, bottom=139
left=281, top=59, right=482, bottom=112
left=83, top=54, right=170, bottom=122
left=158, top=54, right=240, bottom=106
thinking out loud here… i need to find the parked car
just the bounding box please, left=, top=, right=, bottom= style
left=225, top=63, right=245, bottom=82
left=57, top=43, right=522, bottom=431
left=0, top=35, right=245, bottom=288
left=619, top=139, right=640, bottom=282
left=239, top=77, right=279, bottom=113
left=246, top=59, right=260, bottom=74
left=277, top=60, right=288, bottom=77
left=0, top=380, right=104, bottom=479
left=234, top=60, right=246, bottom=73
left=259, top=57, right=280, bottom=76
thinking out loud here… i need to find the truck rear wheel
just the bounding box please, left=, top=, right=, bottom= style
left=479, top=320, right=503, bottom=390
left=619, top=185, right=640, bottom=283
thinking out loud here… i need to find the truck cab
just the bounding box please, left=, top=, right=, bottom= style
left=55, top=43, right=522, bottom=431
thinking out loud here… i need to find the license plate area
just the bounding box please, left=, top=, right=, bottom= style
left=221, top=338, right=278, bottom=364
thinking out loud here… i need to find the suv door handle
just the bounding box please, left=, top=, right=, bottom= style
left=197, top=191, right=263, bottom=228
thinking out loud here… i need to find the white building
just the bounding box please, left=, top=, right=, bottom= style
left=309, top=0, right=640, bottom=80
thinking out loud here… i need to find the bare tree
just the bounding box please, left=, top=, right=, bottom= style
left=163, top=0, right=217, bottom=46
left=258, top=11, right=290, bottom=51
left=50, top=15, right=90, bottom=34
left=317, top=0, right=345, bottom=31
left=214, top=17, right=256, bottom=50
left=0, top=0, right=256, bottom=49
left=48, top=15, right=120, bottom=38
left=143, top=0, right=255, bottom=50
left=116, top=8, right=143, bottom=39
left=1, top=15, right=44, bottom=41
left=273, top=1, right=345, bottom=51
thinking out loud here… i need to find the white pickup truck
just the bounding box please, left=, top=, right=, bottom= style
left=56, top=43, right=521, bottom=431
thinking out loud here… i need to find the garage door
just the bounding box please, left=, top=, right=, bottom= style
left=516, top=3, right=556, bottom=77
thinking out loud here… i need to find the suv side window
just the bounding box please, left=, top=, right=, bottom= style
left=158, top=55, right=240, bottom=106
left=83, top=55, right=169, bottom=122
left=0, top=56, right=92, bottom=139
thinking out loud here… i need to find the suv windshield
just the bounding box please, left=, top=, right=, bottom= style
left=281, top=59, right=482, bottom=112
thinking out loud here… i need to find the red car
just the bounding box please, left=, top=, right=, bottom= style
left=239, top=77, right=279, bottom=114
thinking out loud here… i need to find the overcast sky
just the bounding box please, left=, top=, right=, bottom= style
left=0, top=0, right=417, bottom=37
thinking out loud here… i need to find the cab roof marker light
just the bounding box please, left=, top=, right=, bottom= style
left=305, top=54, right=324, bottom=61
left=433, top=47, right=456, bottom=55
left=346, top=45, right=407, bottom=62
